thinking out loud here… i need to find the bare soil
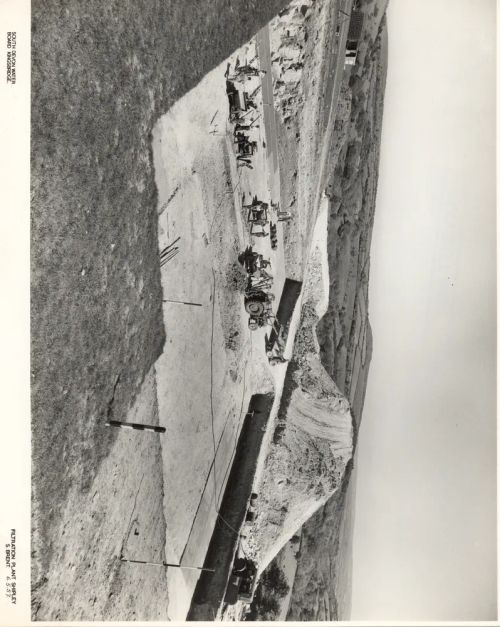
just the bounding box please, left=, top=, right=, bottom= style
left=31, top=0, right=290, bottom=620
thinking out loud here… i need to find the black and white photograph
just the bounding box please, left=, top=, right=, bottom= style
left=0, top=0, right=496, bottom=624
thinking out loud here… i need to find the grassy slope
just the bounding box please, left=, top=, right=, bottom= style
left=287, top=1, right=389, bottom=620
left=31, top=0, right=289, bottom=594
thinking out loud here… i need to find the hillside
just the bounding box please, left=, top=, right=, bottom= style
left=244, top=202, right=354, bottom=575
left=287, top=0, right=389, bottom=620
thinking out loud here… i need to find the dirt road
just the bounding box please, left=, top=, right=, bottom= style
left=316, top=0, right=354, bottom=196
left=256, top=25, right=280, bottom=197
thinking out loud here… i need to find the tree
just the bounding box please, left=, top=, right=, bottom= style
left=261, top=562, right=290, bottom=599
left=258, top=595, right=280, bottom=620
left=246, top=563, right=290, bottom=621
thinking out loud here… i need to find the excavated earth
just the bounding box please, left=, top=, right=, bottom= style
left=244, top=202, right=355, bottom=577
left=222, top=2, right=389, bottom=621
left=236, top=0, right=389, bottom=621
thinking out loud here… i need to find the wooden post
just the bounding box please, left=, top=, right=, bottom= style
left=163, top=299, right=203, bottom=307
left=120, top=557, right=214, bottom=573
left=105, top=420, right=165, bottom=434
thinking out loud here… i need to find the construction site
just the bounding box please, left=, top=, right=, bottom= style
left=31, top=0, right=388, bottom=621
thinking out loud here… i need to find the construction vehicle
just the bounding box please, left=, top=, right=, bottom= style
left=244, top=195, right=268, bottom=212
left=244, top=284, right=275, bottom=330
left=229, top=558, right=258, bottom=603
left=239, top=246, right=275, bottom=329
left=238, top=245, right=270, bottom=272
left=234, top=132, right=258, bottom=157
left=247, top=204, right=269, bottom=237
left=244, top=197, right=285, bottom=244
left=238, top=247, right=273, bottom=288
left=227, top=56, right=263, bottom=81
left=226, top=80, right=249, bottom=120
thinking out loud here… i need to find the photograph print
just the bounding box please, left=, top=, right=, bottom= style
left=27, top=0, right=496, bottom=622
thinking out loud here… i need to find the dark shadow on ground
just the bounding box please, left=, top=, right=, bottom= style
left=266, top=278, right=302, bottom=351
left=187, top=393, right=274, bottom=621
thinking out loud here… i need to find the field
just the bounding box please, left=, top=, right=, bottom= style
left=31, top=0, right=289, bottom=619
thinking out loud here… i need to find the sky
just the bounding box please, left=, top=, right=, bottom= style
left=351, top=0, right=497, bottom=621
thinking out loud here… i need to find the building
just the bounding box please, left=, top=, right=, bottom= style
left=345, top=9, right=364, bottom=66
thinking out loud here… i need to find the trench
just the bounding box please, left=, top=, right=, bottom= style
left=187, top=393, right=274, bottom=621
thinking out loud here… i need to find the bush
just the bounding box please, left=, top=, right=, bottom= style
left=261, top=562, right=290, bottom=598
left=246, top=562, right=290, bottom=621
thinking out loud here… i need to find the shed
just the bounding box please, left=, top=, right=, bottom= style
left=345, top=10, right=364, bottom=66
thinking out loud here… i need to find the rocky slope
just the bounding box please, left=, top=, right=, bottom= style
left=287, top=0, right=389, bottom=620
left=244, top=204, right=354, bottom=575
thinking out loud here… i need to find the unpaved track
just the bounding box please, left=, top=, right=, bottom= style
left=257, top=25, right=279, bottom=189
left=316, top=0, right=353, bottom=197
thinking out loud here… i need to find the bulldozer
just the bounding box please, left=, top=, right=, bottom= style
left=226, top=80, right=250, bottom=121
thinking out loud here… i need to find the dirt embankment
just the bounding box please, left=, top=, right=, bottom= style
left=31, top=0, right=291, bottom=620
left=287, top=0, right=389, bottom=620
left=240, top=193, right=354, bottom=593
left=246, top=313, right=353, bottom=573
left=317, top=2, right=389, bottom=426
left=213, top=2, right=362, bottom=620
